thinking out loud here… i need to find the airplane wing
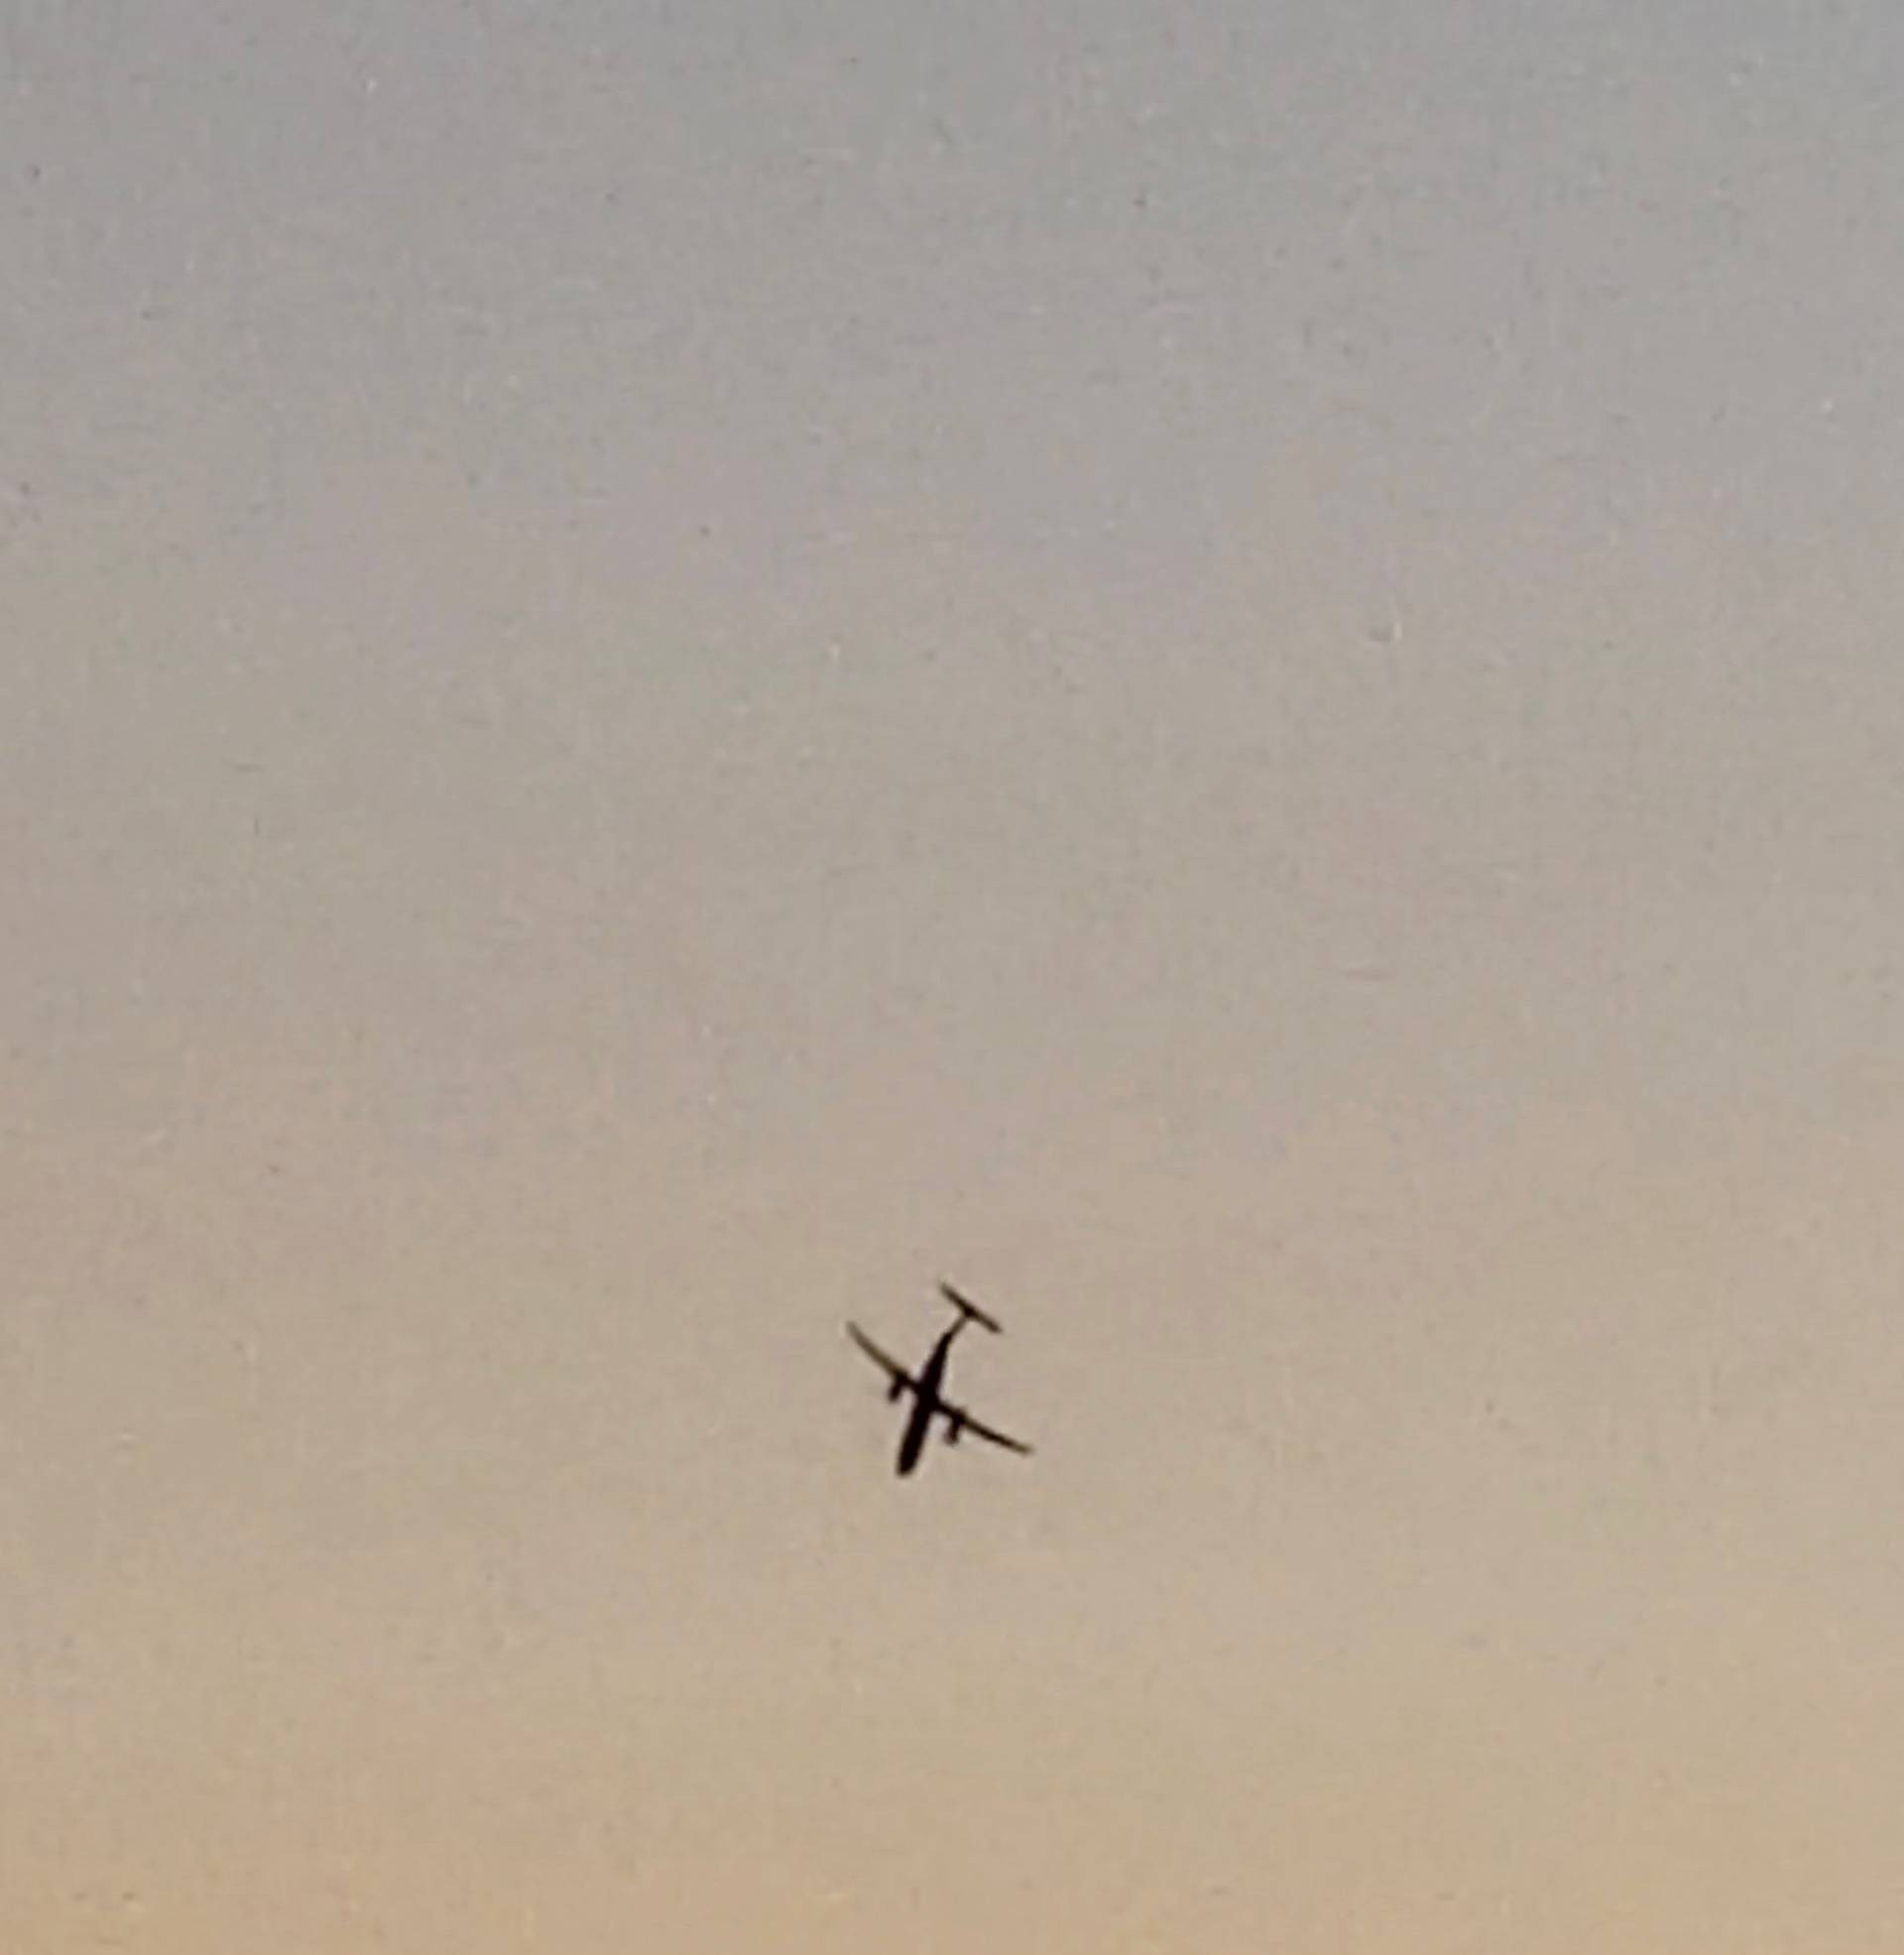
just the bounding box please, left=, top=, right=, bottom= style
left=941, top=1402, right=1033, bottom=1456
left=845, top=1322, right=915, bottom=1393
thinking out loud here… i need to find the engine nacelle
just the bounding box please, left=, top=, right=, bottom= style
left=945, top=1413, right=965, bottom=1445
left=888, top=1377, right=905, bottom=1403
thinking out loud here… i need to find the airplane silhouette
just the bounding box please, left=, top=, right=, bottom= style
left=845, top=1282, right=1034, bottom=1478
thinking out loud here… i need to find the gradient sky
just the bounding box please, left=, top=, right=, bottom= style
left=8, top=1, right=1904, bottom=1948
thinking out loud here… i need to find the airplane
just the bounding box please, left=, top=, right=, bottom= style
left=845, top=1282, right=1034, bottom=1478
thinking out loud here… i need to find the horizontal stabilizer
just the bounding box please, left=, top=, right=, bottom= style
left=938, top=1281, right=1003, bottom=1333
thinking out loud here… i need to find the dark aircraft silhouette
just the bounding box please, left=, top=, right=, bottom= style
left=845, top=1283, right=1034, bottom=1478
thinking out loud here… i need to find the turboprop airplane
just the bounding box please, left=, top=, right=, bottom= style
left=845, top=1282, right=1033, bottom=1478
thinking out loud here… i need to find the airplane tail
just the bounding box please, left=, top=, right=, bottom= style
left=939, top=1281, right=1003, bottom=1333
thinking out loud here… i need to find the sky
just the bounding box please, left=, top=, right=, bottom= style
left=7, top=0, right=1904, bottom=1948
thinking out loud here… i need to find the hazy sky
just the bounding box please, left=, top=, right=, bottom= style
left=8, top=1, right=1904, bottom=1948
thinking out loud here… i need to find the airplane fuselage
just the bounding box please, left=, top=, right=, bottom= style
left=894, top=1330, right=956, bottom=1476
